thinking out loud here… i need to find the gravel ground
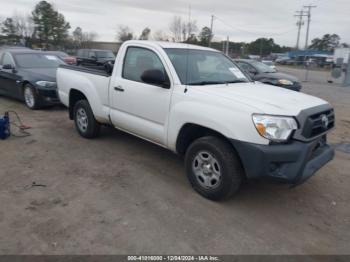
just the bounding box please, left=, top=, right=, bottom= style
left=0, top=67, right=349, bottom=255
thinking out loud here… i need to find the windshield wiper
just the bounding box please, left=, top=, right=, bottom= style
left=187, top=81, right=225, bottom=86
left=187, top=80, right=249, bottom=86
left=224, top=80, right=249, bottom=84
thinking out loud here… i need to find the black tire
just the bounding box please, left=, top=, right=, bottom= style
left=185, top=136, right=244, bottom=201
left=23, top=84, right=41, bottom=110
left=73, top=100, right=101, bottom=138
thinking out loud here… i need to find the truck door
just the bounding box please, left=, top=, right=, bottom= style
left=109, top=46, right=172, bottom=145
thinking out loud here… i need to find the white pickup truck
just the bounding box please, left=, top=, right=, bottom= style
left=57, top=41, right=335, bottom=201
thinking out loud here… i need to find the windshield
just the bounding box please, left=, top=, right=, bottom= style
left=14, top=53, right=64, bottom=68
left=55, top=52, right=68, bottom=57
left=165, top=48, right=249, bottom=85
left=96, top=51, right=115, bottom=59
left=251, top=60, right=276, bottom=73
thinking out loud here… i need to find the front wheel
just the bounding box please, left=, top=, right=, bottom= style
left=73, top=100, right=101, bottom=138
left=23, top=84, right=41, bottom=110
left=185, top=136, right=244, bottom=201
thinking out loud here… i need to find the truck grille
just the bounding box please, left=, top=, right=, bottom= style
left=301, top=109, right=335, bottom=139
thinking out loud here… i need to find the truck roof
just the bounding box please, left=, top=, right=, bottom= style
left=125, top=40, right=219, bottom=52
left=5, top=49, right=42, bottom=55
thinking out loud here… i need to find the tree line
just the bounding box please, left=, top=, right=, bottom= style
left=116, top=17, right=291, bottom=56
left=309, top=34, right=349, bottom=52
left=0, top=1, right=97, bottom=50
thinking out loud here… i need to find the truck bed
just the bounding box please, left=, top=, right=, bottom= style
left=57, top=64, right=111, bottom=123
left=59, top=64, right=111, bottom=77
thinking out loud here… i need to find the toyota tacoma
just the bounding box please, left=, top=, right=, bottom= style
left=57, top=41, right=335, bottom=201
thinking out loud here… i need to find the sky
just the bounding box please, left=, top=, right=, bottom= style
left=0, top=0, right=349, bottom=47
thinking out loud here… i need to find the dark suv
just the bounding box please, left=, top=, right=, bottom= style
left=76, top=49, right=115, bottom=70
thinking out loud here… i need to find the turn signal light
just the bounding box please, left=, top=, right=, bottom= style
left=255, top=123, right=266, bottom=136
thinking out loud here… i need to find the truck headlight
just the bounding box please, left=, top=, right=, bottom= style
left=252, top=114, right=298, bottom=142
left=277, top=79, right=293, bottom=86
left=36, top=81, right=56, bottom=88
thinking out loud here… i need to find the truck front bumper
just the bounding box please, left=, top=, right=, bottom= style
left=231, top=136, right=334, bottom=184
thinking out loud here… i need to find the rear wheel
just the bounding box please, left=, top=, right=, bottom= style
left=23, top=84, right=41, bottom=110
left=73, top=100, right=100, bottom=138
left=185, top=136, right=244, bottom=201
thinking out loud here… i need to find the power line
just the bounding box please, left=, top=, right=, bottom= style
left=214, top=16, right=296, bottom=37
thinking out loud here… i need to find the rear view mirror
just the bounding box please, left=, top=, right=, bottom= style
left=141, top=69, right=170, bottom=89
left=2, top=64, right=14, bottom=70
left=248, top=69, right=257, bottom=75
left=216, top=64, right=226, bottom=71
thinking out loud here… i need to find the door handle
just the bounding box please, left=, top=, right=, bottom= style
left=114, top=86, right=124, bottom=92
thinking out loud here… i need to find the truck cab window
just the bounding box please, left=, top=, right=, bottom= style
left=2, top=53, right=14, bottom=67
left=88, top=51, right=96, bottom=59
left=123, top=47, right=168, bottom=84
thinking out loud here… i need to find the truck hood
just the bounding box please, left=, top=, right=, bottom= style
left=191, top=82, right=328, bottom=115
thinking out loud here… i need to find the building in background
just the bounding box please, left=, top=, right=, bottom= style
left=287, top=50, right=333, bottom=67
left=334, top=47, right=350, bottom=67
left=89, top=42, right=122, bottom=54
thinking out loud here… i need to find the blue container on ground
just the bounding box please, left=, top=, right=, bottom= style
left=0, top=112, right=10, bottom=140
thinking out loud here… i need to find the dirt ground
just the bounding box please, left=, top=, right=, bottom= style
left=0, top=67, right=349, bottom=255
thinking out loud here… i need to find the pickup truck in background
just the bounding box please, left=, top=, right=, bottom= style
left=57, top=41, right=335, bottom=201
left=76, top=49, right=115, bottom=71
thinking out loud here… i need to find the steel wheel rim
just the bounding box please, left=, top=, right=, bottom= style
left=192, top=151, right=222, bottom=189
left=76, top=108, right=88, bottom=132
left=24, top=87, right=35, bottom=108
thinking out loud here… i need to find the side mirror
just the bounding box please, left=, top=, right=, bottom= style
left=141, top=69, right=170, bottom=88
left=104, top=61, right=114, bottom=75
left=91, top=56, right=97, bottom=60
left=2, top=64, right=14, bottom=70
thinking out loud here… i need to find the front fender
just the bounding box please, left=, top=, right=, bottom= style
left=167, top=100, right=268, bottom=151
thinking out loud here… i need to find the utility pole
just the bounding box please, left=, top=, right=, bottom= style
left=209, top=15, right=215, bottom=47
left=188, top=5, right=192, bottom=39
left=304, top=5, right=317, bottom=50
left=294, top=10, right=306, bottom=50
left=226, top=36, right=229, bottom=56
